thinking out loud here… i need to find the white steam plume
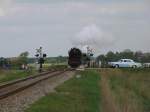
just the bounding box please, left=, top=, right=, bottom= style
left=71, top=24, right=115, bottom=53
left=0, top=0, right=13, bottom=16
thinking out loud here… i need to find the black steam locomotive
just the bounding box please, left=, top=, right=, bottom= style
left=68, top=48, right=91, bottom=68
left=68, top=48, right=82, bottom=68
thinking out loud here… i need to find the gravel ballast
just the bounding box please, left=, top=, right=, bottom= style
left=0, top=71, right=74, bottom=112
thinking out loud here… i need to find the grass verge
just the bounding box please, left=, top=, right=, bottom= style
left=25, top=70, right=101, bottom=112
left=108, top=69, right=150, bottom=112
left=0, top=69, right=36, bottom=83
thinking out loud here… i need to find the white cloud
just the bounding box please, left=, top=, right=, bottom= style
left=0, top=0, right=13, bottom=16
left=8, top=1, right=148, bottom=17
left=62, top=2, right=147, bottom=15
left=0, top=0, right=149, bottom=56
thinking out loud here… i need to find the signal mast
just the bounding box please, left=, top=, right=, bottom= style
left=35, top=47, right=47, bottom=72
left=86, top=46, right=94, bottom=57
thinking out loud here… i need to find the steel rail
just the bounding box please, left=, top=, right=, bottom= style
left=0, top=70, right=56, bottom=89
left=0, top=70, right=68, bottom=100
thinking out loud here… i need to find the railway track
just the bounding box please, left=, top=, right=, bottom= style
left=0, top=70, right=69, bottom=100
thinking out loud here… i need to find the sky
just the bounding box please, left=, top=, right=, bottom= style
left=0, top=0, right=149, bottom=57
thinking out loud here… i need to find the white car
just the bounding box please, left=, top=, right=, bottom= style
left=108, top=59, right=142, bottom=68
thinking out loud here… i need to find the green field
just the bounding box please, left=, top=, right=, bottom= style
left=0, top=69, right=36, bottom=83
left=101, top=68, right=150, bottom=112
left=0, top=64, right=67, bottom=84
left=0, top=68, right=149, bottom=112
left=29, top=63, right=68, bottom=71
left=25, top=70, right=101, bottom=112
left=25, top=69, right=150, bottom=112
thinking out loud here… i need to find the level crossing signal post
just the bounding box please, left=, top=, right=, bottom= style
left=35, top=47, right=47, bottom=72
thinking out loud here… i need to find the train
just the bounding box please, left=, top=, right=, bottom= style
left=68, top=48, right=82, bottom=68
left=68, top=48, right=91, bottom=68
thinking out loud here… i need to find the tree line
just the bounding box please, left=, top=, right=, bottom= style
left=97, top=49, right=150, bottom=63
left=1, top=49, right=150, bottom=69
left=0, top=51, right=29, bottom=69
left=0, top=52, right=67, bottom=69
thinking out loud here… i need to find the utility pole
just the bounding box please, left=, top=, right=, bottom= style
left=35, top=47, right=47, bottom=72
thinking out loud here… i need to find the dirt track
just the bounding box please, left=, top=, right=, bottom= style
left=100, top=70, right=119, bottom=112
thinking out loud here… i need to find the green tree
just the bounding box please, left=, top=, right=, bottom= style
left=11, top=51, right=29, bottom=68
left=18, top=51, right=29, bottom=65
left=106, top=51, right=116, bottom=61
left=19, top=51, right=29, bottom=57
left=96, top=54, right=107, bottom=67
left=119, top=49, right=134, bottom=60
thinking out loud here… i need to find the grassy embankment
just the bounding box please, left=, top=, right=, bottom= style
left=29, top=63, right=68, bottom=71
left=0, top=64, right=67, bottom=84
left=0, top=69, right=36, bottom=83
left=104, top=68, right=150, bottom=112
left=26, top=70, right=101, bottom=112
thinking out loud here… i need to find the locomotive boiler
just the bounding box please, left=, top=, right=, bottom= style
left=68, top=48, right=82, bottom=68
left=68, top=48, right=91, bottom=68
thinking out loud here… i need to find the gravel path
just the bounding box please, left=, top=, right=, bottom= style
left=0, top=71, right=75, bottom=112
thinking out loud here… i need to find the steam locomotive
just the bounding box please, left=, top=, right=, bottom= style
left=68, top=48, right=91, bottom=68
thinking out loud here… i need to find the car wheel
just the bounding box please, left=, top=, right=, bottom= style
left=132, top=65, right=137, bottom=68
left=115, top=64, right=119, bottom=68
